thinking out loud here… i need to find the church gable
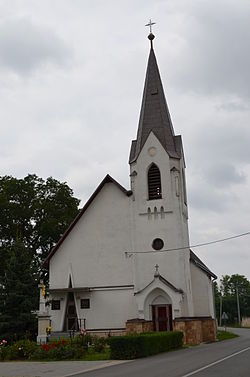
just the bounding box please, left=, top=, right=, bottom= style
left=45, top=174, right=132, bottom=265
left=135, top=273, right=183, bottom=296
left=48, top=175, right=133, bottom=288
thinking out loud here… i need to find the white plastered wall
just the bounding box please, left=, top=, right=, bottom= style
left=75, top=289, right=137, bottom=330
left=49, top=182, right=138, bottom=330
left=190, top=262, right=214, bottom=318
left=49, top=183, right=133, bottom=288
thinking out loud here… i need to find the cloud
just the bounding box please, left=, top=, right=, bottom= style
left=0, top=0, right=249, bottom=281
left=216, top=100, right=250, bottom=113
left=188, top=179, right=238, bottom=213
left=0, top=17, right=71, bottom=75
left=205, top=163, right=246, bottom=187
left=169, top=1, right=250, bottom=100
left=194, top=122, right=250, bottom=166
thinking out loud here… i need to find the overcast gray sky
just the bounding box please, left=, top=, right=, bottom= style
left=0, top=0, right=249, bottom=282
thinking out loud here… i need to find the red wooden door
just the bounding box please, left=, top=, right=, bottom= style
left=158, top=306, right=167, bottom=331
left=152, top=304, right=173, bottom=331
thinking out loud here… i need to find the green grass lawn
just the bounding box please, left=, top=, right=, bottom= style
left=79, top=347, right=110, bottom=360
left=217, top=330, right=239, bottom=341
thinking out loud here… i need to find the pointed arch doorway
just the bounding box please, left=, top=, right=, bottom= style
left=147, top=289, right=173, bottom=332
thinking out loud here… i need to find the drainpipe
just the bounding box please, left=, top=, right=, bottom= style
left=236, top=286, right=241, bottom=326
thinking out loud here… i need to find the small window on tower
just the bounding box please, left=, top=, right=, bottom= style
left=148, top=163, right=162, bottom=200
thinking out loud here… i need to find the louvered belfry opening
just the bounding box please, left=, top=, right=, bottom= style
left=148, top=163, right=162, bottom=200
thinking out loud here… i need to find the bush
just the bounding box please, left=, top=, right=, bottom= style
left=4, top=340, right=37, bottom=361
left=0, top=335, right=109, bottom=361
left=72, top=334, right=92, bottom=350
left=31, top=339, right=85, bottom=360
left=109, top=331, right=183, bottom=359
left=0, top=340, right=8, bottom=361
left=92, top=337, right=107, bottom=353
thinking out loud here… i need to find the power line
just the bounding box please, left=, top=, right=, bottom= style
left=189, top=231, right=250, bottom=249
left=125, top=231, right=250, bottom=254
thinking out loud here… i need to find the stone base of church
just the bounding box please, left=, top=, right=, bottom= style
left=126, top=318, right=154, bottom=334
left=173, top=317, right=216, bottom=345
left=125, top=317, right=216, bottom=345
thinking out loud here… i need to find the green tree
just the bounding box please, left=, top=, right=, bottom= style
left=0, top=174, right=80, bottom=264
left=0, top=174, right=80, bottom=340
left=217, top=274, right=250, bottom=324
left=220, top=274, right=250, bottom=296
left=0, top=241, right=39, bottom=341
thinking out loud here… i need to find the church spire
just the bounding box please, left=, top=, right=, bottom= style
left=129, top=32, right=180, bottom=163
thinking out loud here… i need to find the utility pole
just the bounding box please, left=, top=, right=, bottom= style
left=219, top=295, right=223, bottom=327
left=212, top=278, right=217, bottom=333
left=236, top=286, right=241, bottom=325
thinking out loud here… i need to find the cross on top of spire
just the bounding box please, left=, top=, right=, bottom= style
left=145, top=19, right=156, bottom=33
left=145, top=19, right=156, bottom=48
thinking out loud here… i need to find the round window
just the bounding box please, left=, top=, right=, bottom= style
left=152, top=238, right=164, bottom=251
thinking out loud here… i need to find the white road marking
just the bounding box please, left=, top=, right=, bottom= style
left=181, top=346, right=250, bottom=377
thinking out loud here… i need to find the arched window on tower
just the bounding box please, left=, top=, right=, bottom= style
left=148, top=163, right=162, bottom=200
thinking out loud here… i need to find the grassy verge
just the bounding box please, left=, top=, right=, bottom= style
left=217, top=330, right=238, bottom=341
left=80, top=350, right=110, bottom=361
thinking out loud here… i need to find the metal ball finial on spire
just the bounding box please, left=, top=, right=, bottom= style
left=145, top=19, right=156, bottom=48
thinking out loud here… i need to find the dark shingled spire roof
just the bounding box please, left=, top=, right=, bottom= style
left=129, top=37, right=181, bottom=163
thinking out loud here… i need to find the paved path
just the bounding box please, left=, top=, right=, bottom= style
left=0, top=360, right=128, bottom=377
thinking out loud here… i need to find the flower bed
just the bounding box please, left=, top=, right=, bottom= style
left=0, top=332, right=183, bottom=361
left=0, top=335, right=110, bottom=361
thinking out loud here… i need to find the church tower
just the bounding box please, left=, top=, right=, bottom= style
left=129, top=31, right=194, bottom=319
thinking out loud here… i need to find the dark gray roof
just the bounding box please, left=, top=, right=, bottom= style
left=129, top=46, right=181, bottom=163
left=190, top=250, right=217, bottom=279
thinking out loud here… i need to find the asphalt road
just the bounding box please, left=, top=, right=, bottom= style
left=71, top=328, right=250, bottom=377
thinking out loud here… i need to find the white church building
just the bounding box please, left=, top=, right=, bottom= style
left=39, top=32, right=217, bottom=344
